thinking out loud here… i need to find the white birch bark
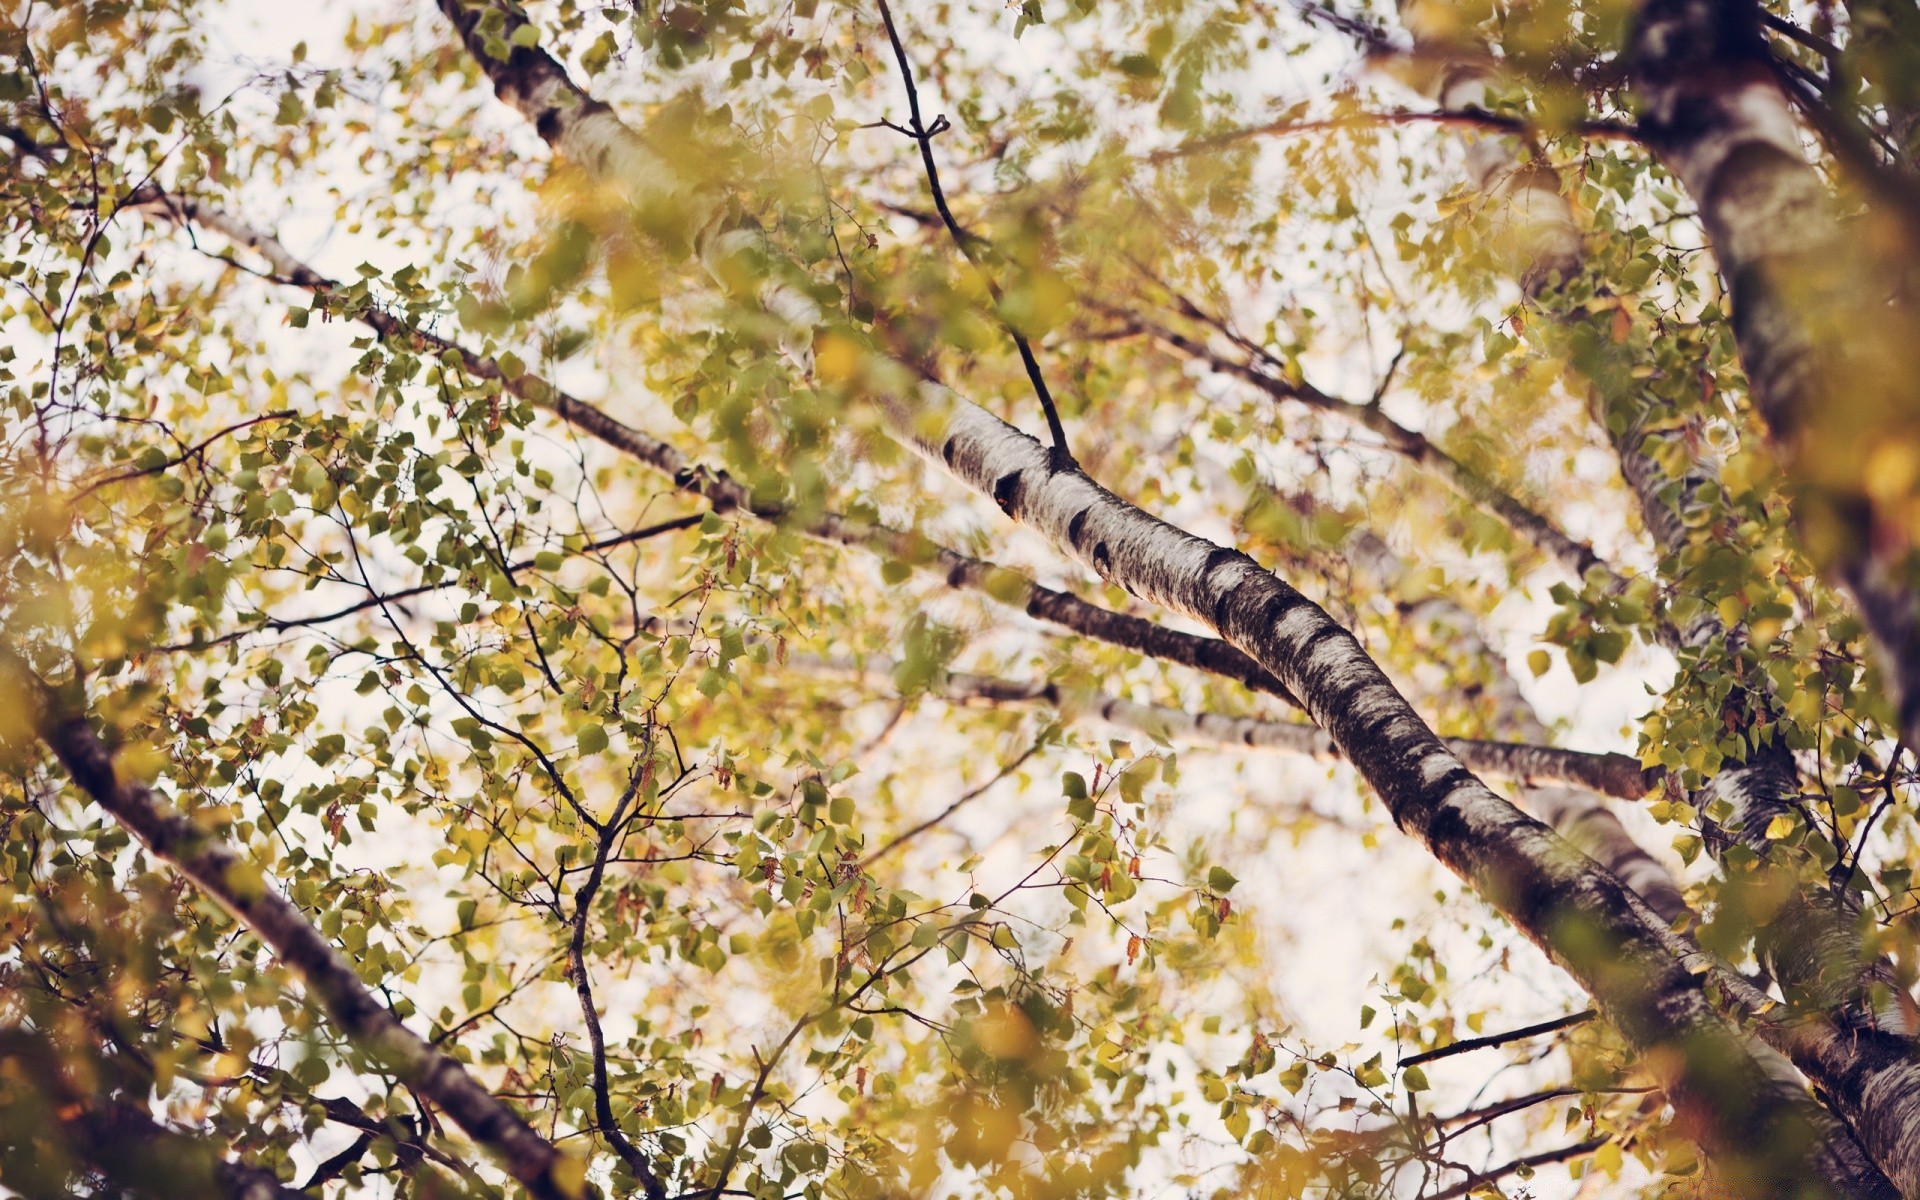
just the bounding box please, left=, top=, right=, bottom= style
left=1393, top=20, right=1914, bottom=1187
left=131, top=188, right=1317, bottom=719
left=1345, top=532, right=1688, bottom=920
left=885, top=367, right=1920, bottom=1193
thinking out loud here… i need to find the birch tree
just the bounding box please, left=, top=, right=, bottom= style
left=7, top=0, right=1920, bottom=1198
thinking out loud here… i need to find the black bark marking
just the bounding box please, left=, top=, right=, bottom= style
left=1407, top=779, right=1469, bottom=838
left=1203, top=548, right=1254, bottom=626
left=942, top=435, right=960, bottom=467
left=992, top=470, right=1023, bottom=515
left=1350, top=700, right=1412, bottom=753
left=535, top=107, right=564, bottom=143
left=1260, top=591, right=1306, bottom=633
left=1203, top=546, right=1249, bottom=577
left=1091, top=542, right=1113, bottom=579
left=1287, top=622, right=1348, bottom=681
left=1066, top=508, right=1090, bottom=550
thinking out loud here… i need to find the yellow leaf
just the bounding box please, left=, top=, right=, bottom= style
left=114, top=741, right=169, bottom=786
left=1593, top=1140, right=1624, bottom=1176
left=813, top=332, right=864, bottom=384
left=551, top=1155, right=590, bottom=1200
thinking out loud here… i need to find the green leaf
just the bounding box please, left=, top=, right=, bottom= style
left=577, top=724, right=609, bottom=756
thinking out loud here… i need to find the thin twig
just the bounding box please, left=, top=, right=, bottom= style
left=873, top=0, right=1077, bottom=469
left=1401, top=1009, right=1596, bottom=1068
left=862, top=739, right=1045, bottom=867
left=1419, top=1137, right=1608, bottom=1199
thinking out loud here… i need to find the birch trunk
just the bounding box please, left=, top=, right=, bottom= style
left=891, top=369, right=1913, bottom=1194
left=1629, top=0, right=1920, bottom=753
left=1394, top=22, right=1918, bottom=1186
left=1345, top=532, right=1688, bottom=921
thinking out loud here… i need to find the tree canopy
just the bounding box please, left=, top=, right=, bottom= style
left=7, top=0, right=1920, bottom=1197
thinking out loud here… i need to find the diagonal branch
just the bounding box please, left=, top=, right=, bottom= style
left=0, top=1028, right=311, bottom=1200
left=1127, top=302, right=1609, bottom=583
left=129, top=187, right=1309, bottom=715
left=1148, top=106, right=1640, bottom=165
left=815, top=655, right=1658, bottom=799
left=11, top=659, right=574, bottom=1200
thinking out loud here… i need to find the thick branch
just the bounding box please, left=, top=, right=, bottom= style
left=1629, top=0, right=1920, bottom=761
left=0, top=1029, right=308, bottom=1200
left=880, top=368, right=1850, bottom=1191
left=14, top=664, right=572, bottom=1200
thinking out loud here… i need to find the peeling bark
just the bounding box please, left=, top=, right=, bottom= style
left=14, top=666, right=571, bottom=1200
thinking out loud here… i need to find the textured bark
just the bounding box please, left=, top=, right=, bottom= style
left=1396, top=13, right=1916, bottom=1184
left=1345, top=533, right=1689, bottom=919
left=887, top=378, right=1860, bottom=1191
left=1630, top=0, right=1920, bottom=753
left=16, top=668, right=571, bottom=1200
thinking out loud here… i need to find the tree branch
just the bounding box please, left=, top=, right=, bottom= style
left=132, top=187, right=1311, bottom=714
left=873, top=0, right=1076, bottom=468
left=1401, top=1009, right=1596, bottom=1067
left=1126, top=302, right=1610, bottom=583
left=11, top=659, right=574, bottom=1200
left=1420, top=1137, right=1607, bottom=1200
left=433, top=3, right=1918, bottom=1187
